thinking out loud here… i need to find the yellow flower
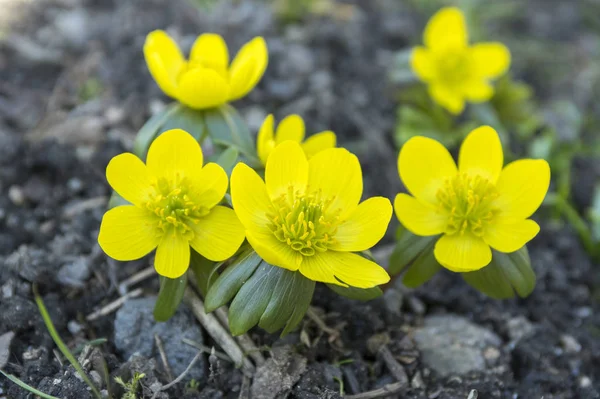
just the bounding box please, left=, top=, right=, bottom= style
left=98, top=129, right=245, bottom=278
left=230, top=141, right=392, bottom=288
left=395, top=126, right=550, bottom=272
left=412, top=7, right=511, bottom=114
left=257, top=114, right=337, bottom=166
left=144, top=30, right=268, bottom=109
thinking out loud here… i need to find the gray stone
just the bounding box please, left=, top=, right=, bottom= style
left=114, top=296, right=205, bottom=382
left=251, top=345, right=307, bottom=399
left=57, top=257, right=91, bottom=288
left=506, top=316, right=536, bottom=342
left=413, top=315, right=502, bottom=377
left=0, top=331, right=15, bottom=368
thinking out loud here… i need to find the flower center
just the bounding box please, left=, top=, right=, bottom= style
left=145, top=177, right=210, bottom=239
left=436, top=173, right=500, bottom=237
left=435, top=49, right=472, bottom=86
left=267, top=187, right=340, bottom=256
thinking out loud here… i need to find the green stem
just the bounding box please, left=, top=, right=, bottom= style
left=546, top=193, right=596, bottom=256
left=33, top=286, right=103, bottom=399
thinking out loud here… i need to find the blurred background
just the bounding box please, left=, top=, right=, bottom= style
left=0, top=1, right=599, bottom=398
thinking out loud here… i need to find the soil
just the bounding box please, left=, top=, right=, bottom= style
left=0, top=0, right=599, bottom=398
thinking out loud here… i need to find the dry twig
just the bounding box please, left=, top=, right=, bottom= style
left=154, top=334, right=174, bottom=381
left=183, top=288, right=254, bottom=376
left=150, top=352, right=202, bottom=399
left=344, top=382, right=406, bottom=399
left=86, top=288, right=142, bottom=321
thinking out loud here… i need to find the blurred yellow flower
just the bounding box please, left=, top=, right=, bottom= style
left=395, top=126, right=550, bottom=272
left=144, top=30, right=268, bottom=109
left=98, top=129, right=245, bottom=278
left=231, top=141, right=391, bottom=288
left=412, top=7, right=510, bottom=114
left=257, top=114, right=336, bottom=166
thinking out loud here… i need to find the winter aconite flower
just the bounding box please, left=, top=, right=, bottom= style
left=231, top=141, right=392, bottom=288
left=257, top=114, right=336, bottom=166
left=412, top=7, right=510, bottom=114
left=144, top=30, right=268, bottom=109
left=98, top=129, right=245, bottom=278
left=395, top=126, right=550, bottom=272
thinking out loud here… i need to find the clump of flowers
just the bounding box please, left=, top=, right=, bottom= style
left=231, top=140, right=391, bottom=288
left=411, top=7, right=510, bottom=114
left=257, top=114, right=336, bottom=166
left=98, top=129, right=245, bottom=278
left=144, top=31, right=268, bottom=109
left=394, top=126, right=550, bottom=272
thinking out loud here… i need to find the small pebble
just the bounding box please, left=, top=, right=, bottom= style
left=579, top=376, right=592, bottom=388
left=560, top=334, right=582, bottom=354
left=68, top=320, right=83, bottom=335
left=8, top=185, right=25, bottom=205
left=483, top=347, right=500, bottom=361
left=89, top=370, right=103, bottom=388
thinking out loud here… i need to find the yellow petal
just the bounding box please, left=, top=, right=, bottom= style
left=429, top=83, right=465, bottom=114
left=190, top=33, right=229, bottom=73
left=494, top=159, right=551, bottom=221
left=188, top=162, right=228, bottom=209
left=189, top=206, right=245, bottom=261
left=228, top=37, right=268, bottom=101
left=98, top=206, right=159, bottom=261
left=265, top=141, right=308, bottom=200
left=257, top=114, right=275, bottom=166
left=398, top=136, right=457, bottom=204
left=230, top=163, right=272, bottom=229
left=484, top=219, right=540, bottom=253
left=106, top=153, right=152, bottom=206
left=176, top=68, right=229, bottom=109
left=458, top=126, right=503, bottom=182
left=411, top=47, right=435, bottom=81
left=275, top=114, right=305, bottom=144
left=301, top=131, right=336, bottom=158
left=394, top=193, right=447, bottom=236
left=307, top=148, right=362, bottom=219
left=462, top=80, right=494, bottom=102
left=424, top=7, right=468, bottom=50
left=434, top=233, right=492, bottom=272
left=146, top=129, right=203, bottom=182
left=246, top=229, right=302, bottom=271
left=299, top=251, right=390, bottom=288
left=144, top=30, right=185, bottom=97
left=332, top=197, right=392, bottom=252
left=154, top=232, right=191, bottom=278
left=470, top=42, right=511, bottom=78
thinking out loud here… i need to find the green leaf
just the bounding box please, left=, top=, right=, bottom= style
left=326, top=284, right=382, bottom=301
left=259, top=268, right=315, bottom=333
left=214, top=147, right=239, bottom=175
left=153, top=274, right=188, bottom=322
left=189, top=250, right=218, bottom=297
left=108, top=191, right=129, bottom=209
left=203, top=104, right=260, bottom=166
left=488, top=74, right=543, bottom=140
left=462, top=246, right=536, bottom=299
left=493, top=246, right=536, bottom=298
left=204, top=249, right=262, bottom=312
left=402, top=242, right=442, bottom=288
left=226, top=261, right=315, bottom=336
left=133, top=103, right=180, bottom=159
left=160, top=105, right=207, bottom=142
left=388, top=228, right=437, bottom=275
left=228, top=263, right=282, bottom=336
